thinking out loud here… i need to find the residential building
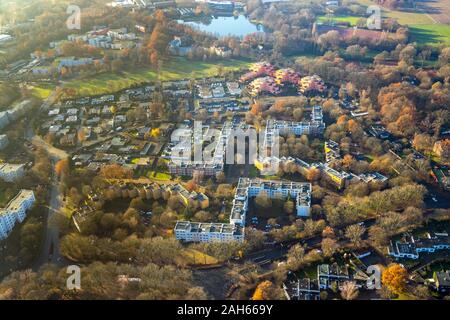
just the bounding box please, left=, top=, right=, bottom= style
left=226, top=82, right=242, bottom=96
left=283, top=276, right=321, bottom=300
left=168, top=36, right=193, bottom=56
left=239, top=61, right=275, bottom=83
left=230, top=178, right=312, bottom=226
left=174, top=178, right=311, bottom=243
left=0, top=190, right=35, bottom=240
left=174, top=221, right=243, bottom=243
left=209, top=45, right=232, bottom=58
left=324, top=140, right=340, bottom=163
left=0, top=34, right=13, bottom=45
left=317, top=263, right=350, bottom=290
left=434, top=270, right=450, bottom=293
left=0, top=134, right=9, bottom=150
left=0, top=163, right=25, bottom=182
left=247, top=76, right=280, bottom=96
left=388, top=232, right=450, bottom=260
left=58, top=57, right=94, bottom=70
left=299, top=75, right=326, bottom=93
left=274, top=68, right=300, bottom=86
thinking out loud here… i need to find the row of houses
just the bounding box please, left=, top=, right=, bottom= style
left=388, top=232, right=450, bottom=260
left=0, top=190, right=36, bottom=240
left=283, top=263, right=360, bottom=300
left=196, top=81, right=242, bottom=99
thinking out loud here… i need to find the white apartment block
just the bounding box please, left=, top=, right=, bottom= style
left=0, top=134, right=9, bottom=150
left=174, top=221, right=243, bottom=243
left=231, top=178, right=311, bottom=225
left=0, top=100, right=33, bottom=131
left=175, top=178, right=311, bottom=243
left=0, top=163, right=25, bottom=182
left=0, top=190, right=35, bottom=240
left=168, top=121, right=245, bottom=177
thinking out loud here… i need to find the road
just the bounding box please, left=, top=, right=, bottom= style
left=25, top=122, right=70, bottom=270
left=33, top=173, right=69, bottom=269
left=25, top=124, right=68, bottom=160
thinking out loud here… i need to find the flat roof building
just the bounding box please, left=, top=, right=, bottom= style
left=0, top=190, right=35, bottom=240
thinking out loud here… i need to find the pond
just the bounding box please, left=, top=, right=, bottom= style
left=179, top=15, right=266, bottom=38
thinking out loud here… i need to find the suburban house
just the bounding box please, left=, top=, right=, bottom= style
left=388, top=232, right=450, bottom=260
left=283, top=272, right=321, bottom=300
left=434, top=270, right=450, bottom=293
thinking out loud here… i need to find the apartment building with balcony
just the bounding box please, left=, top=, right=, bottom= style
left=0, top=190, right=35, bottom=240
left=0, top=163, right=25, bottom=182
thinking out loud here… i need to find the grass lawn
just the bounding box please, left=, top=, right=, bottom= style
left=409, top=24, right=450, bottom=45
left=249, top=166, right=260, bottom=178
left=146, top=170, right=172, bottom=181
left=62, top=57, right=252, bottom=98
left=317, top=15, right=363, bottom=26
left=183, top=248, right=219, bottom=265
left=30, top=83, right=55, bottom=100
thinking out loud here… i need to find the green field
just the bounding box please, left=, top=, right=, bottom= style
left=30, top=83, right=55, bottom=100
left=146, top=170, right=172, bottom=181
left=317, top=15, right=363, bottom=26
left=62, top=57, right=252, bottom=98
left=409, top=24, right=450, bottom=45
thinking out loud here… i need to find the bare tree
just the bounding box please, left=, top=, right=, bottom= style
left=340, top=281, right=359, bottom=300
left=345, top=224, right=366, bottom=247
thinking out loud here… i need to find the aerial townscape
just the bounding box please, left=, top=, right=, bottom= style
left=0, top=0, right=449, bottom=303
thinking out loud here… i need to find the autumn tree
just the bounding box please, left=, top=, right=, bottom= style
left=306, top=168, right=321, bottom=182
left=252, top=280, right=273, bottom=300
left=286, top=244, right=305, bottom=270
left=185, top=180, right=197, bottom=192
left=283, top=200, right=294, bottom=215
left=382, top=263, right=408, bottom=294
left=254, top=191, right=272, bottom=209
left=55, top=158, right=70, bottom=177
left=100, top=164, right=133, bottom=180
left=321, top=237, right=339, bottom=257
